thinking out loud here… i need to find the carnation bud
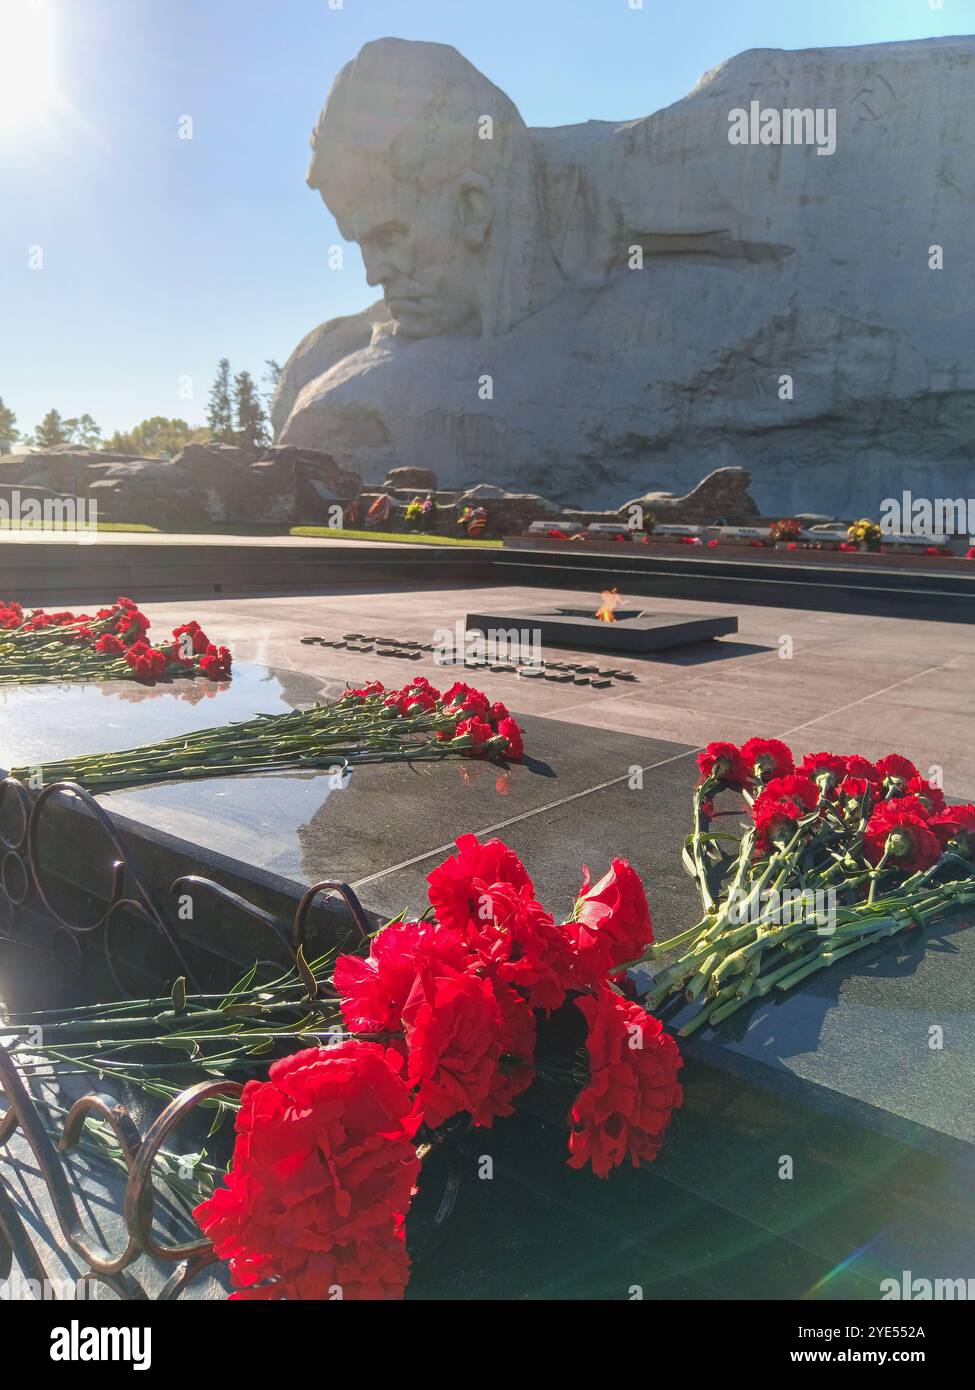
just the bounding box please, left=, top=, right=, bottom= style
left=885, top=829, right=912, bottom=859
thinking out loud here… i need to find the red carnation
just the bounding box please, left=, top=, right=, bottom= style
left=799, top=752, right=847, bottom=790
left=741, top=737, right=794, bottom=781
left=453, top=715, right=494, bottom=747
left=95, top=633, right=124, bottom=655
left=876, top=753, right=919, bottom=787
left=496, top=716, right=525, bottom=760
left=566, top=859, right=654, bottom=981
left=172, top=620, right=210, bottom=656
left=194, top=1042, right=420, bottom=1300
left=426, top=834, right=533, bottom=933
left=345, top=680, right=385, bottom=700
left=383, top=676, right=441, bottom=716
left=752, top=797, right=804, bottom=855
left=115, top=607, right=151, bottom=644
left=199, top=644, right=232, bottom=680
left=333, top=919, right=469, bottom=1034
left=863, top=801, right=941, bottom=871
left=904, top=776, right=946, bottom=815
left=470, top=983, right=537, bottom=1126
left=756, top=774, right=820, bottom=812
left=696, top=741, right=749, bottom=788
left=442, top=682, right=490, bottom=717
left=464, top=880, right=577, bottom=1012
left=931, top=804, right=975, bottom=858
left=836, top=775, right=877, bottom=811
left=402, top=961, right=503, bottom=1130
left=124, top=640, right=168, bottom=683
left=568, top=986, right=683, bottom=1178
left=844, top=754, right=881, bottom=783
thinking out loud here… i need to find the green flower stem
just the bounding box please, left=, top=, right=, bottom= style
left=774, top=927, right=902, bottom=991
left=684, top=952, right=719, bottom=1002
left=691, top=783, right=718, bottom=913
left=10, top=692, right=514, bottom=793
left=642, top=916, right=714, bottom=959
left=752, top=949, right=821, bottom=995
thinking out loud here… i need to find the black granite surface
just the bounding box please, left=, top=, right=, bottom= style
left=466, top=607, right=738, bottom=653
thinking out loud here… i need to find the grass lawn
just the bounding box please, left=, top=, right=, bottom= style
left=289, top=525, right=502, bottom=547
left=0, top=520, right=160, bottom=533
left=0, top=519, right=501, bottom=545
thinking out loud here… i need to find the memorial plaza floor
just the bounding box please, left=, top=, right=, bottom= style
left=133, top=581, right=975, bottom=799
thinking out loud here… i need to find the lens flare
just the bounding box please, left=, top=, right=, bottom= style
left=0, top=1, right=57, bottom=131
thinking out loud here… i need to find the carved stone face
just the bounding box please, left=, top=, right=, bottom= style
left=342, top=176, right=493, bottom=338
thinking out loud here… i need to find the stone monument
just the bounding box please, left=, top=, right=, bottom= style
left=273, top=36, right=975, bottom=516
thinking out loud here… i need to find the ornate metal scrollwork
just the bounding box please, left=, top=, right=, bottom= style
left=0, top=1040, right=240, bottom=1299
left=0, top=776, right=375, bottom=993
left=0, top=776, right=199, bottom=991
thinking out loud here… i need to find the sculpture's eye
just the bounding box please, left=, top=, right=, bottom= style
left=366, top=224, right=407, bottom=252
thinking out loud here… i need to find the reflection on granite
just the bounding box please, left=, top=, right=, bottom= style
left=97, top=716, right=674, bottom=898
left=0, top=662, right=345, bottom=770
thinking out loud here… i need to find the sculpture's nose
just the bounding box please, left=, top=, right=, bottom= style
left=361, top=247, right=396, bottom=290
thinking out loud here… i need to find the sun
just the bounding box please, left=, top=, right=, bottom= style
left=0, top=0, right=57, bottom=131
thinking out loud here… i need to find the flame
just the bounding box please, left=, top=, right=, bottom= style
left=594, top=588, right=621, bottom=622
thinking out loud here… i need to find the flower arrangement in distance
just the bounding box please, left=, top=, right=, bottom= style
left=769, top=518, right=803, bottom=544
left=0, top=595, right=231, bottom=685
left=456, top=503, right=487, bottom=537
left=847, top=517, right=883, bottom=547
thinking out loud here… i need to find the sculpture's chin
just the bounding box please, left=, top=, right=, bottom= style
left=390, top=317, right=438, bottom=340
left=388, top=303, right=479, bottom=340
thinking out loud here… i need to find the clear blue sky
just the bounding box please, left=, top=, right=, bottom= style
left=0, top=0, right=968, bottom=438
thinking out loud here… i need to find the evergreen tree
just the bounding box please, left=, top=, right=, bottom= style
left=206, top=358, right=235, bottom=442
left=233, top=370, right=270, bottom=451
left=263, top=359, right=282, bottom=405
left=34, top=409, right=69, bottom=447
left=0, top=397, right=18, bottom=449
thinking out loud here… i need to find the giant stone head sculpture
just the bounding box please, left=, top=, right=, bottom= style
left=307, top=38, right=561, bottom=339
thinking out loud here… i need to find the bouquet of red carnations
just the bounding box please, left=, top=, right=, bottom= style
left=6, top=835, right=683, bottom=1300
left=192, top=835, right=681, bottom=1299
left=13, top=676, right=526, bottom=792
left=641, top=738, right=975, bottom=1033
left=0, top=596, right=231, bottom=686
